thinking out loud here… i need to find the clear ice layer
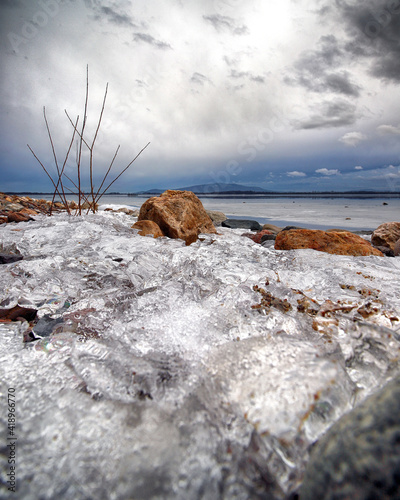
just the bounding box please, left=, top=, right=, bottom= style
left=1, top=212, right=400, bottom=499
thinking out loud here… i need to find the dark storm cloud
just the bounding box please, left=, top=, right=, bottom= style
left=332, top=0, right=400, bottom=83
left=203, top=14, right=249, bottom=35
left=133, top=32, right=172, bottom=49
left=297, top=98, right=358, bottom=129
left=285, top=35, right=361, bottom=96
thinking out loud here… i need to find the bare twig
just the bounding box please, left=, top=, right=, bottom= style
left=50, top=114, right=79, bottom=215
left=29, top=65, right=149, bottom=216
left=43, top=107, right=70, bottom=214
left=27, top=144, right=65, bottom=204
left=76, top=64, right=89, bottom=214
left=93, top=144, right=120, bottom=204
left=96, top=142, right=150, bottom=204
left=89, top=82, right=109, bottom=207
left=63, top=177, right=91, bottom=207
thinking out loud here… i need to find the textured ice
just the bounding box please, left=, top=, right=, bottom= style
left=1, top=211, right=400, bottom=499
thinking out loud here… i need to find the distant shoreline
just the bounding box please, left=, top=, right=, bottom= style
left=6, top=191, right=400, bottom=200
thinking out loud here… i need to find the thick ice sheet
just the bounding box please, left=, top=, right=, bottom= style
left=1, top=212, right=399, bottom=499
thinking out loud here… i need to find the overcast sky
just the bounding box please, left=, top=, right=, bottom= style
left=1, top=0, right=400, bottom=193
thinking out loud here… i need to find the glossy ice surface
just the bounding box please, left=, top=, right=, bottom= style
left=1, top=211, right=399, bottom=499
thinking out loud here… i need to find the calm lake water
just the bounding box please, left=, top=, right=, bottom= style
left=25, top=193, right=400, bottom=231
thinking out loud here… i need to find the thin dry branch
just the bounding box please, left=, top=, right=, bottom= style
left=96, top=142, right=150, bottom=204
left=93, top=144, right=120, bottom=203
left=43, top=107, right=70, bottom=214
left=64, top=111, right=91, bottom=150
left=63, top=176, right=91, bottom=206
left=27, top=144, right=66, bottom=204
left=50, top=114, right=79, bottom=215
left=90, top=83, right=109, bottom=206
left=76, top=64, right=89, bottom=214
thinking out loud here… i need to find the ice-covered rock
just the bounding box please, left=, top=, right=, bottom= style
left=0, top=211, right=399, bottom=499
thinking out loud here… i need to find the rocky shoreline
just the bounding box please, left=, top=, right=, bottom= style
left=2, top=191, right=399, bottom=257
left=1, top=190, right=400, bottom=499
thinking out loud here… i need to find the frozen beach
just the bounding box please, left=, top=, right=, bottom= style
left=34, top=193, right=400, bottom=231
left=1, top=206, right=400, bottom=499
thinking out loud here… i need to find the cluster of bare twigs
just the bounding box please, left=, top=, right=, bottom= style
left=28, top=66, right=149, bottom=215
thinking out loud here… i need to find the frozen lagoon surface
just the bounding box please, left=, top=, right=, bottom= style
left=1, top=210, right=400, bottom=499
left=35, top=193, right=400, bottom=231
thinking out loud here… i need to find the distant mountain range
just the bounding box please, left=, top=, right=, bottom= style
left=134, top=183, right=270, bottom=195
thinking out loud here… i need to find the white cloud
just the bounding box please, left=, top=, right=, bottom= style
left=377, top=124, right=400, bottom=135
left=355, top=166, right=363, bottom=170
left=315, top=168, right=340, bottom=176
left=339, top=132, right=367, bottom=146
left=287, top=171, right=306, bottom=177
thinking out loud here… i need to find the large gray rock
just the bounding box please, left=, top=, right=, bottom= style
left=299, top=376, right=400, bottom=499
left=205, top=210, right=227, bottom=226
left=222, top=219, right=262, bottom=231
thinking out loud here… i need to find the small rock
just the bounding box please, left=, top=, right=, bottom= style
left=19, top=208, right=38, bottom=217
left=383, top=202, right=388, bottom=205
left=260, top=234, right=276, bottom=243
left=5, top=202, right=24, bottom=211
left=206, top=210, right=227, bottom=226
left=249, top=229, right=274, bottom=244
left=275, top=229, right=383, bottom=256
left=222, top=219, right=262, bottom=231
left=117, top=207, right=135, bottom=216
left=80, top=201, right=99, bottom=211
left=261, top=223, right=282, bottom=234
left=371, top=222, right=400, bottom=252
left=131, top=220, right=164, bottom=238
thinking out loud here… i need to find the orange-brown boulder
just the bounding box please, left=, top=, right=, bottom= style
left=138, top=190, right=217, bottom=245
left=275, top=229, right=383, bottom=256
left=371, top=222, right=400, bottom=252
left=7, top=212, right=34, bottom=223
left=131, top=220, right=164, bottom=238
left=19, top=208, right=38, bottom=217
